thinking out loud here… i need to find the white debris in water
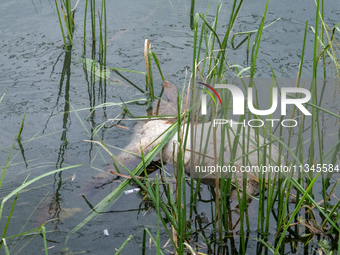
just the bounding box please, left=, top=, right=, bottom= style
left=103, top=229, right=109, bottom=236
left=124, top=188, right=140, bottom=195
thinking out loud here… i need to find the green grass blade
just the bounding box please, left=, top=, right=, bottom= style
left=41, top=226, right=48, bottom=255
left=54, top=0, right=68, bottom=50
left=0, top=92, right=6, bottom=103
left=0, top=165, right=82, bottom=222
left=151, top=52, right=165, bottom=82
left=0, top=192, right=19, bottom=248
left=2, top=238, right=10, bottom=255
left=114, top=235, right=133, bottom=255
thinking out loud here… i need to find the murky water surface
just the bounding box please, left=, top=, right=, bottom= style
left=0, top=0, right=339, bottom=254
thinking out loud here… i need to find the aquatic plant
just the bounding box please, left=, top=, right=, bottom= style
left=0, top=102, right=82, bottom=254
left=49, top=0, right=340, bottom=254
left=54, top=0, right=80, bottom=50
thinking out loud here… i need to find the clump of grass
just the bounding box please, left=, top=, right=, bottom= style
left=188, top=0, right=340, bottom=254
left=62, top=0, right=340, bottom=254
left=54, top=0, right=80, bottom=50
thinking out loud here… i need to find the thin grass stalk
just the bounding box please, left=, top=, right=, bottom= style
left=199, top=14, right=223, bottom=56
left=54, top=0, right=68, bottom=50
left=252, top=90, right=265, bottom=237
left=99, top=1, right=104, bottom=56
left=219, top=124, right=227, bottom=233
left=314, top=6, right=327, bottom=214
left=69, top=0, right=74, bottom=32
left=91, top=0, right=96, bottom=42
left=229, top=72, right=250, bottom=236
left=320, top=0, right=328, bottom=211
left=190, top=15, right=199, bottom=215
left=190, top=0, right=195, bottom=30
left=286, top=21, right=308, bottom=161
left=0, top=192, right=19, bottom=247
left=227, top=105, right=247, bottom=253
left=60, top=3, right=73, bottom=45
left=308, top=0, right=319, bottom=180
left=242, top=114, right=249, bottom=238
left=210, top=98, right=222, bottom=242
left=218, top=89, right=230, bottom=233
left=144, top=39, right=153, bottom=100
left=98, top=7, right=103, bottom=60
left=244, top=130, right=250, bottom=231
left=275, top=118, right=285, bottom=225
left=160, top=151, right=178, bottom=218
left=66, top=0, right=72, bottom=35
left=0, top=92, right=5, bottom=103
left=114, top=235, right=133, bottom=255
left=321, top=0, right=326, bottom=78
left=2, top=225, right=43, bottom=241
left=151, top=52, right=165, bottom=82
left=176, top=96, right=185, bottom=253
left=2, top=239, right=9, bottom=255
left=155, top=174, right=160, bottom=255
left=232, top=167, right=245, bottom=254
left=17, top=110, right=26, bottom=140
left=143, top=229, right=165, bottom=255
left=200, top=1, right=217, bottom=78
left=198, top=22, right=207, bottom=73
left=250, top=0, right=270, bottom=78
left=142, top=229, right=146, bottom=255
left=181, top=126, right=191, bottom=254
left=83, top=0, right=89, bottom=55
left=41, top=226, right=48, bottom=255
left=196, top=2, right=207, bottom=66
left=330, top=127, right=340, bottom=181
left=264, top=83, right=275, bottom=237
left=192, top=14, right=199, bottom=77
left=296, top=110, right=306, bottom=205
left=231, top=18, right=281, bottom=51
left=140, top=147, right=148, bottom=178
left=209, top=1, right=221, bottom=75
left=103, top=0, right=107, bottom=66
left=0, top=143, right=14, bottom=189
left=220, top=0, right=243, bottom=48
left=217, top=0, right=243, bottom=76
left=147, top=47, right=154, bottom=101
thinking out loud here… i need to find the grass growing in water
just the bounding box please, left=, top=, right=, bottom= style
left=0, top=98, right=82, bottom=254
left=50, top=0, right=340, bottom=254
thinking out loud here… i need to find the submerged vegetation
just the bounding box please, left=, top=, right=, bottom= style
left=0, top=96, right=82, bottom=254
left=1, top=0, right=340, bottom=254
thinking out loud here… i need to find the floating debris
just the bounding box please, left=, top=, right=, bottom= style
left=124, top=188, right=140, bottom=195
left=103, top=229, right=109, bottom=236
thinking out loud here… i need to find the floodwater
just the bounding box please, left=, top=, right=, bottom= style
left=0, top=0, right=339, bottom=254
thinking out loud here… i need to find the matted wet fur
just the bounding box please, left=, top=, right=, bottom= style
left=82, top=81, right=285, bottom=199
